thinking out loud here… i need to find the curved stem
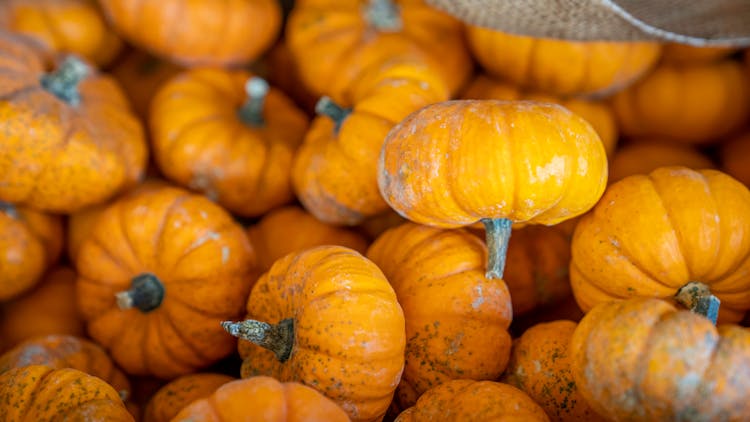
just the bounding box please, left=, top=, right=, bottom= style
left=39, top=55, right=90, bottom=107
left=237, top=77, right=269, bottom=126
left=315, top=96, right=351, bottom=134
left=221, top=318, right=294, bottom=362
left=675, top=281, right=720, bottom=324
left=482, top=218, right=513, bottom=280
left=365, top=0, right=403, bottom=32
left=115, top=273, right=165, bottom=313
left=0, top=201, right=18, bottom=219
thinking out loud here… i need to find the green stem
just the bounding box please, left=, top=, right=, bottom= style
left=675, top=281, right=720, bottom=324
left=315, top=96, right=351, bottom=133
left=237, top=77, right=269, bottom=126
left=221, top=318, right=294, bottom=362
left=39, top=55, right=90, bottom=106
left=482, top=218, right=513, bottom=280
left=365, top=0, right=403, bottom=32
left=0, top=201, right=18, bottom=219
left=115, top=273, right=165, bottom=313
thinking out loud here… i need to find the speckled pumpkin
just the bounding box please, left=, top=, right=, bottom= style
left=143, top=373, right=234, bottom=422
left=75, top=184, right=257, bottom=378
left=608, top=139, right=714, bottom=183
left=720, top=132, right=750, bottom=187
left=110, top=49, right=182, bottom=119
left=223, top=245, right=405, bottom=422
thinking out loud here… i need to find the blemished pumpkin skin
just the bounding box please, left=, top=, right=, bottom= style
left=172, top=376, right=351, bottom=422
left=222, top=246, right=405, bottom=422
left=366, top=223, right=513, bottom=410
left=0, top=202, right=63, bottom=302
left=661, top=43, right=737, bottom=64
left=502, top=321, right=605, bottom=422
left=247, top=205, right=369, bottom=272
left=110, top=49, right=182, bottom=119
left=286, top=0, right=471, bottom=101
left=143, top=373, right=234, bottom=422
left=75, top=184, right=258, bottom=379
left=462, top=74, right=618, bottom=157
left=395, top=379, right=550, bottom=422
left=0, top=334, right=131, bottom=400
left=0, top=0, right=123, bottom=66
left=720, top=132, right=750, bottom=187
left=571, top=166, right=750, bottom=323
left=151, top=69, right=309, bottom=218
left=378, top=100, right=608, bottom=280
left=0, top=32, right=147, bottom=213
left=0, top=365, right=134, bottom=421
left=466, top=26, right=661, bottom=97
left=611, top=60, right=750, bottom=144
left=608, top=139, right=715, bottom=184
left=292, top=58, right=450, bottom=226
left=98, top=0, right=281, bottom=68
left=570, top=298, right=750, bottom=421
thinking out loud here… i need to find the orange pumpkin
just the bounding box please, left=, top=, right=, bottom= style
left=502, top=320, right=604, bottom=422
left=395, top=379, right=550, bottom=422
left=110, top=49, right=182, bottom=119
left=720, top=131, right=750, bottom=187
left=357, top=208, right=407, bottom=240
left=608, top=139, right=715, bottom=183
left=0, top=202, right=63, bottom=301
left=571, top=166, right=750, bottom=323
left=223, top=245, right=405, bottom=422
left=98, top=0, right=281, bottom=67
left=264, top=41, right=319, bottom=114
left=0, top=0, right=123, bottom=66
left=0, top=365, right=133, bottom=421
left=571, top=298, right=750, bottom=420
left=143, top=373, right=234, bottom=422
left=247, top=205, right=369, bottom=272
left=463, top=74, right=618, bottom=157
left=150, top=70, right=308, bottom=217
left=292, top=58, right=450, bottom=225
left=286, top=0, right=471, bottom=100
left=466, top=26, right=661, bottom=97
left=378, top=100, right=608, bottom=279
left=366, top=222, right=513, bottom=409
left=661, top=43, right=737, bottom=64
left=75, top=184, right=257, bottom=378
left=0, top=32, right=147, bottom=213
left=173, top=376, right=351, bottom=422
left=612, top=59, right=750, bottom=144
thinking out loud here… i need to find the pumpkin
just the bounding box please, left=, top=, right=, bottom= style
left=0, top=266, right=83, bottom=353
left=143, top=373, right=234, bottom=422
left=502, top=320, right=604, bottom=422
left=0, top=334, right=131, bottom=400
left=0, top=32, right=147, bottom=213
left=661, top=43, right=737, bottom=64
left=292, top=57, right=449, bottom=225
left=0, top=0, right=123, bottom=66
left=609, top=139, right=715, bottom=183
left=110, top=49, right=181, bottom=119
left=75, top=184, right=258, bottom=378
left=378, top=100, right=608, bottom=279
left=247, top=205, right=369, bottom=272
left=720, top=132, right=750, bottom=187
left=463, top=74, right=618, bottom=157
left=465, top=26, right=661, bottom=97
left=571, top=298, right=750, bottom=421
left=571, top=166, right=750, bottom=323
left=286, top=0, right=471, bottom=100
left=264, top=41, right=318, bottom=114
left=173, top=376, right=351, bottom=422
left=510, top=296, right=585, bottom=337
left=0, top=201, right=63, bottom=301
left=611, top=59, right=750, bottom=144
left=222, top=245, right=405, bottom=422
left=357, top=209, right=407, bottom=240
left=0, top=365, right=133, bottom=421
left=395, top=379, right=550, bottom=422
left=98, top=0, right=281, bottom=67
left=366, top=222, right=513, bottom=409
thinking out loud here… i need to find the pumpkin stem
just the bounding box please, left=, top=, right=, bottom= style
left=675, top=281, right=720, bottom=324
left=482, top=218, right=513, bottom=280
left=221, top=318, right=294, bottom=362
left=315, top=96, right=351, bottom=133
left=115, top=273, right=165, bottom=313
left=237, top=77, right=269, bottom=126
left=0, top=201, right=18, bottom=219
left=365, top=0, right=403, bottom=32
left=40, top=55, right=90, bottom=107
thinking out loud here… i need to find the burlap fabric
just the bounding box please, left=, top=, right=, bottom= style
left=426, top=0, right=750, bottom=46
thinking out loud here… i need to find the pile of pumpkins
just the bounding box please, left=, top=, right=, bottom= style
left=1, top=0, right=749, bottom=421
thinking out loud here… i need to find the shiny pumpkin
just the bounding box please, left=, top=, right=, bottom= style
left=608, top=139, right=715, bottom=183
left=143, top=373, right=234, bottom=422
left=720, top=132, right=750, bottom=187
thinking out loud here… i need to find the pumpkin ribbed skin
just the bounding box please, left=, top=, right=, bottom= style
left=720, top=132, right=750, bottom=187
left=110, top=50, right=181, bottom=119
left=366, top=223, right=513, bottom=409
left=150, top=69, right=309, bottom=217
left=466, top=26, right=661, bottom=97
left=98, top=0, right=281, bottom=67
left=608, top=140, right=715, bottom=183
left=571, top=298, right=750, bottom=421
left=571, top=167, right=750, bottom=323
left=143, top=373, right=234, bottom=422
left=75, top=185, right=257, bottom=378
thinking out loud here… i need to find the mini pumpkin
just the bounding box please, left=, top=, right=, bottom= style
left=110, top=49, right=182, bottom=119
left=150, top=70, right=309, bottom=217
left=75, top=184, right=257, bottom=378
left=608, top=139, right=714, bottom=183
left=222, top=245, right=405, bottom=422
left=143, top=373, right=234, bottom=422
left=378, top=100, right=608, bottom=279
left=720, top=132, right=750, bottom=187
left=661, top=43, right=737, bottom=64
